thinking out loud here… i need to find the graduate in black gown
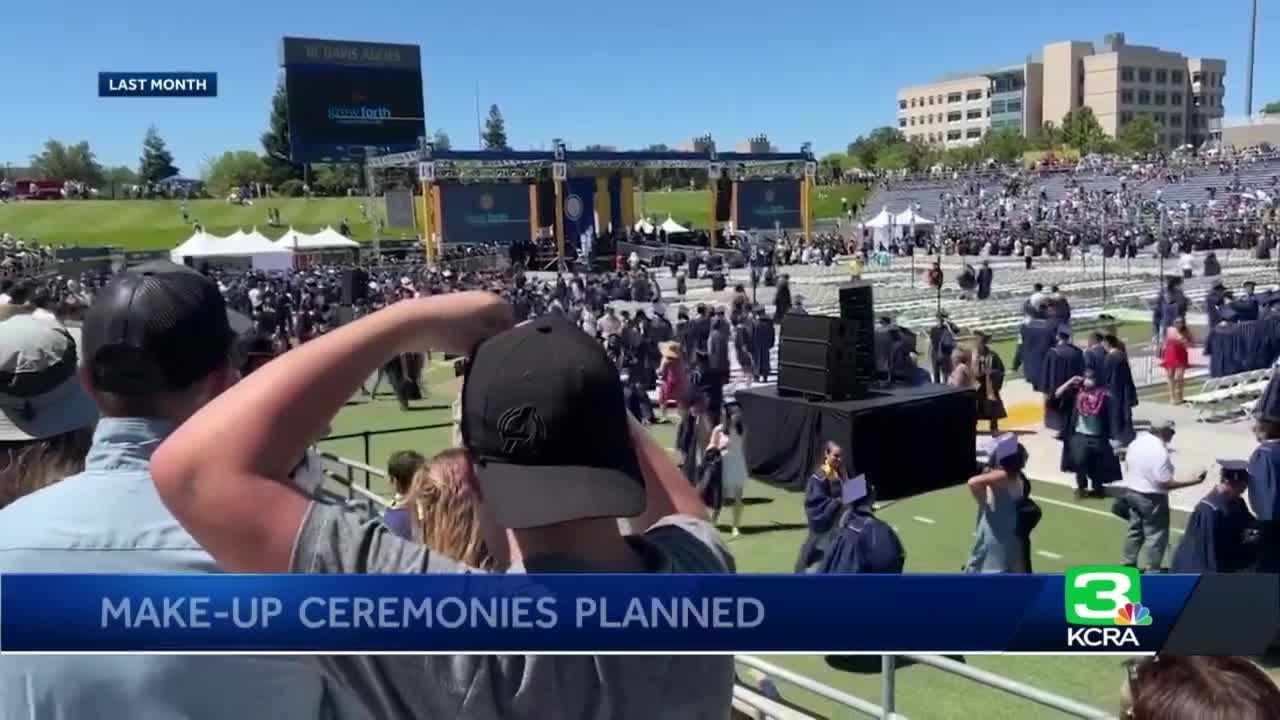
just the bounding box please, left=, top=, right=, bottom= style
left=1102, top=334, right=1138, bottom=446
left=749, top=306, right=775, bottom=382
left=1083, top=332, right=1107, bottom=377
left=1171, top=461, right=1257, bottom=573
left=794, top=442, right=850, bottom=573
left=1248, top=377, right=1280, bottom=573
left=1012, top=312, right=1056, bottom=392
left=976, top=261, right=993, bottom=300
left=1043, top=326, right=1086, bottom=432
left=818, top=477, right=906, bottom=574
left=974, top=331, right=1007, bottom=433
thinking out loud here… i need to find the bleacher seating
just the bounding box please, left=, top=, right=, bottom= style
left=1184, top=367, right=1274, bottom=422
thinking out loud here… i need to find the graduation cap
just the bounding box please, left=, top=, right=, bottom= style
left=1218, top=459, right=1250, bottom=483
left=1219, top=306, right=1238, bottom=323
left=1056, top=324, right=1073, bottom=338
left=991, top=433, right=1020, bottom=463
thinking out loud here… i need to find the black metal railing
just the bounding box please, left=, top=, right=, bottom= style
left=315, top=422, right=454, bottom=490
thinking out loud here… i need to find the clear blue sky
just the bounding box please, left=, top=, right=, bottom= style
left=1, top=0, right=1275, bottom=174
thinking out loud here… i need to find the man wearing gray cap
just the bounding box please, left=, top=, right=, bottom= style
left=1119, top=419, right=1209, bottom=571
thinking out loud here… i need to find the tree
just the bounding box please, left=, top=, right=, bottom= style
left=1261, top=100, right=1280, bottom=115
left=30, top=140, right=104, bottom=186
left=138, top=126, right=179, bottom=183
left=103, top=165, right=138, bottom=186
left=261, top=80, right=302, bottom=185
left=201, top=151, right=266, bottom=195
left=1117, top=114, right=1160, bottom=155
left=846, top=127, right=906, bottom=171
left=311, top=164, right=359, bottom=194
left=1030, top=122, right=1063, bottom=151
left=819, top=152, right=849, bottom=182
left=979, top=128, right=1029, bottom=164
left=1060, top=108, right=1111, bottom=154
left=431, top=130, right=452, bottom=151
left=482, top=104, right=509, bottom=151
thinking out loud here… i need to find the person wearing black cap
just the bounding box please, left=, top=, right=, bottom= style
left=0, top=261, right=356, bottom=719
left=1043, top=326, right=1085, bottom=432
left=1233, top=281, right=1260, bottom=322
left=928, top=312, right=959, bottom=384
left=1171, top=461, right=1257, bottom=573
left=150, top=293, right=734, bottom=720
left=1052, top=368, right=1122, bottom=499
left=974, top=330, right=1006, bottom=434
left=1102, top=333, right=1139, bottom=446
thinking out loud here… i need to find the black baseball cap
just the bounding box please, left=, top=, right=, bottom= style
left=82, top=260, right=234, bottom=395
left=460, top=314, right=645, bottom=529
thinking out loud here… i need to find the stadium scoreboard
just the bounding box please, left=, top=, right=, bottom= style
left=280, top=37, right=426, bottom=164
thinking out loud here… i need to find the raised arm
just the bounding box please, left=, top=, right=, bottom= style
left=150, top=292, right=512, bottom=573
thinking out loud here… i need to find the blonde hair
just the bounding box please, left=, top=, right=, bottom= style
left=0, top=428, right=93, bottom=509
left=407, top=448, right=494, bottom=569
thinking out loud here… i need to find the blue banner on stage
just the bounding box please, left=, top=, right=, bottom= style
left=438, top=184, right=530, bottom=245
left=735, top=180, right=802, bottom=230
left=0, top=573, right=1212, bottom=654
left=564, top=178, right=596, bottom=243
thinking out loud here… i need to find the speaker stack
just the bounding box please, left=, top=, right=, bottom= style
left=341, top=268, right=369, bottom=305
left=776, top=282, right=876, bottom=402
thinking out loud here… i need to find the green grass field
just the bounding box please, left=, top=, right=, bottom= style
left=0, top=197, right=415, bottom=251
left=0, top=184, right=870, bottom=251
left=317, top=359, right=1190, bottom=720
left=637, top=184, right=870, bottom=229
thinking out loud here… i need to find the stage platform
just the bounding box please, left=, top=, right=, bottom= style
left=734, top=384, right=977, bottom=500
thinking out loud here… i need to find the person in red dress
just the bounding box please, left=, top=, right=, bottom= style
left=656, top=341, right=688, bottom=424
left=1161, top=316, right=1193, bottom=404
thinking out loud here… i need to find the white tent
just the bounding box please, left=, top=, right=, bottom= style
left=659, top=216, right=688, bottom=234
left=893, top=208, right=935, bottom=227
left=633, top=218, right=655, bottom=234
left=168, top=231, right=220, bottom=263
left=276, top=225, right=359, bottom=250
left=862, top=207, right=896, bottom=246
left=170, top=227, right=292, bottom=271
left=862, top=207, right=894, bottom=228
left=274, top=226, right=311, bottom=250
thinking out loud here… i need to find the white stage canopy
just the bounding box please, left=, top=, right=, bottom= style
left=633, top=218, right=655, bottom=233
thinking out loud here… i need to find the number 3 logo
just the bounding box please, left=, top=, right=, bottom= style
left=1064, top=566, right=1142, bottom=626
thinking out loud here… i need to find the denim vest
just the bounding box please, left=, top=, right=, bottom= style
left=0, top=418, right=369, bottom=720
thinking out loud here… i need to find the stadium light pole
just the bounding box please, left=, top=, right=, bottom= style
left=1245, top=0, right=1258, bottom=116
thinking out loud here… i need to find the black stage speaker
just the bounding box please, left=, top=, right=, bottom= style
left=777, top=314, right=871, bottom=401
left=710, top=271, right=726, bottom=291
left=342, top=268, right=369, bottom=305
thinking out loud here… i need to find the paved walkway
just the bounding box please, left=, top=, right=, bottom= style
left=997, top=376, right=1255, bottom=513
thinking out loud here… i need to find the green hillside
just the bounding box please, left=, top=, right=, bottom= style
left=0, top=183, right=872, bottom=251
left=0, top=198, right=416, bottom=251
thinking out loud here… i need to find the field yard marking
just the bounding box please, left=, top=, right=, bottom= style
left=912, top=515, right=937, bottom=525
left=1036, top=550, right=1064, bottom=560
left=1034, top=494, right=1184, bottom=536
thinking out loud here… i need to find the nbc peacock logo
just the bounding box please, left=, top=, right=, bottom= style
left=1115, top=602, right=1152, bottom=626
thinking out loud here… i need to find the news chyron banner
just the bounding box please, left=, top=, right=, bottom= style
left=1, top=569, right=1276, bottom=654
left=734, top=180, right=802, bottom=231
left=438, top=184, right=531, bottom=246
left=281, top=37, right=425, bottom=163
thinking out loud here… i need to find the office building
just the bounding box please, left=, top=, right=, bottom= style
left=897, top=32, right=1226, bottom=149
